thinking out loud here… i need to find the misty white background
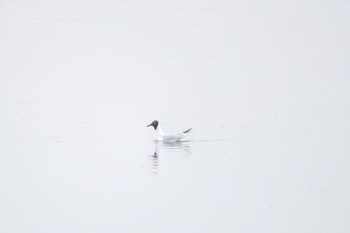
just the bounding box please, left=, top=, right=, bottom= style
left=1, top=0, right=349, bottom=233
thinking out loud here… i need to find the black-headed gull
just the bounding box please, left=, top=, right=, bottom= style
left=147, top=120, right=192, bottom=142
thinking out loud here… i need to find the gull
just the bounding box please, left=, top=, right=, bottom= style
left=147, top=120, right=192, bottom=142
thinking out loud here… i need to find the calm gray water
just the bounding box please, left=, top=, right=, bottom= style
left=1, top=1, right=350, bottom=232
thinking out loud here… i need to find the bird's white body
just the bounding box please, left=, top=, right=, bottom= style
left=155, top=125, right=189, bottom=142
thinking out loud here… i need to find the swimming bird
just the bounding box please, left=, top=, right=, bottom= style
left=147, top=120, right=192, bottom=142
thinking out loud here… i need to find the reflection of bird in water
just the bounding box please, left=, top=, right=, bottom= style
left=150, top=151, right=159, bottom=174
left=147, top=120, right=192, bottom=142
left=160, top=141, right=191, bottom=156
left=149, top=140, right=192, bottom=174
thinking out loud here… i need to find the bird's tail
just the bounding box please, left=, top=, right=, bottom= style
left=183, top=128, right=192, bottom=134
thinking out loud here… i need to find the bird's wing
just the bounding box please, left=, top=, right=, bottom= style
left=182, top=128, right=192, bottom=134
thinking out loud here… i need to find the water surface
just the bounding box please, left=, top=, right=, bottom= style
left=1, top=0, right=350, bottom=233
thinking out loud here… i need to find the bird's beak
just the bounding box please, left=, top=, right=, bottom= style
left=146, top=124, right=152, bottom=127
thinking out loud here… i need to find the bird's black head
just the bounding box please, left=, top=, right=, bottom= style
left=147, top=120, right=158, bottom=130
